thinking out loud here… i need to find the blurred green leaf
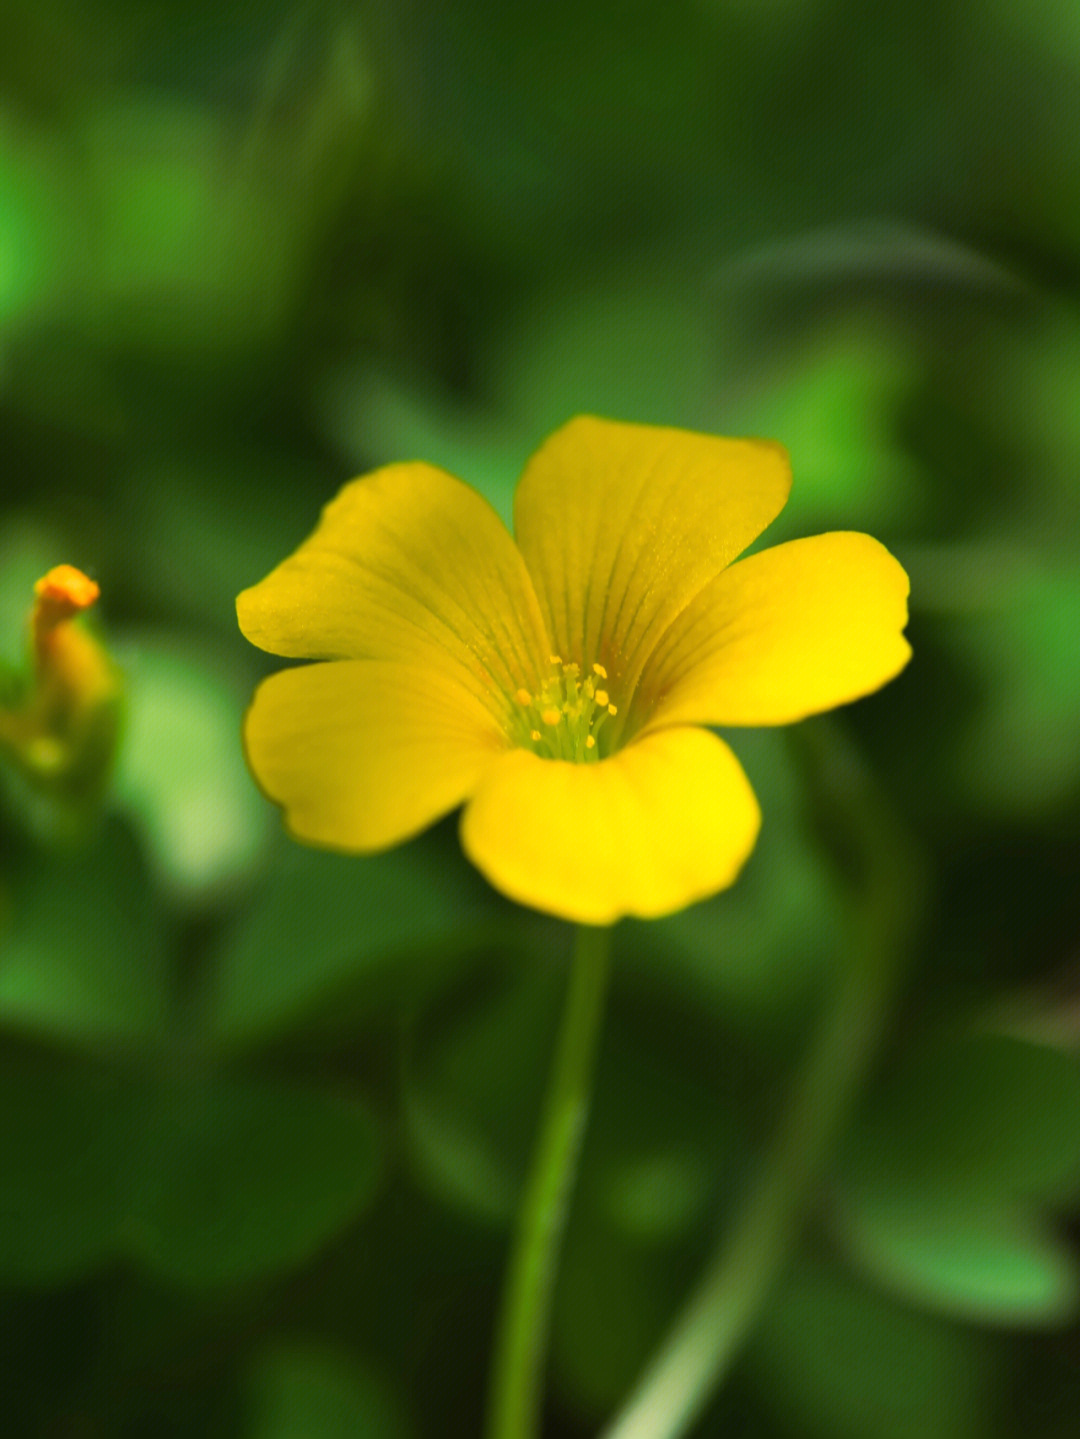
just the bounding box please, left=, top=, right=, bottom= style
left=70, top=97, right=299, bottom=357
left=246, top=1342, right=412, bottom=1439
left=0, top=1051, right=383, bottom=1288
left=992, top=306, right=1080, bottom=491
left=0, top=819, right=167, bottom=1052
left=973, top=17, right=1080, bottom=261
left=0, top=118, right=71, bottom=331
left=112, top=632, right=269, bottom=901
left=834, top=1033, right=1080, bottom=1325
left=718, top=316, right=929, bottom=540
left=0, top=0, right=115, bottom=112
left=372, top=0, right=737, bottom=258
left=237, top=12, right=373, bottom=238
left=744, top=1258, right=996, bottom=1439
left=0, top=1047, right=135, bottom=1282
left=902, top=306, right=1080, bottom=820
left=51, top=13, right=377, bottom=365
left=130, top=1071, right=383, bottom=1288
left=207, top=826, right=519, bottom=1053
left=837, top=1191, right=1077, bottom=1327
left=954, top=562, right=1080, bottom=819
left=993, top=0, right=1080, bottom=55
left=482, top=265, right=719, bottom=438
left=846, top=1033, right=1080, bottom=1198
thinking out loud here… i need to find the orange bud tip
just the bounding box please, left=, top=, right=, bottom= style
left=34, top=566, right=100, bottom=616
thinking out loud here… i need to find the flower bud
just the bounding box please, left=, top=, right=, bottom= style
left=0, top=566, right=123, bottom=817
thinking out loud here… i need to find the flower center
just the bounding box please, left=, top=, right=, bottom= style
left=510, top=657, right=618, bottom=763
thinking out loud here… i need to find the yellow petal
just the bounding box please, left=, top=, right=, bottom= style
left=460, top=727, right=761, bottom=923
left=513, top=417, right=791, bottom=699
left=244, top=659, right=508, bottom=851
left=637, top=532, right=911, bottom=730
left=237, top=463, right=551, bottom=717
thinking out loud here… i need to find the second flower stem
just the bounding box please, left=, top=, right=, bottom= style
left=601, top=720, right=923, bottom=1439
left=485, top=921, right=613, bottom=1439
left=601, top=920, right=901, bottom=1439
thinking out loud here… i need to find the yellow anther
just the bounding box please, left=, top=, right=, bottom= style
left=549, top=654, right=562, bottom=665
left=510, top=652, right=618, bottom=763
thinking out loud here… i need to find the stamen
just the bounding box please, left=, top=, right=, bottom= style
left=508, top=656, right=620, bottom=763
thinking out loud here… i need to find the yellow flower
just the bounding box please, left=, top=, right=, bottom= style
left=237, top=417, right=910, bottom=923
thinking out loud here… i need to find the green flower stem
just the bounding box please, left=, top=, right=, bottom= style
left=486, top=921, right=613, bottom=1439
left=602, top=721, right=924, bottom=1439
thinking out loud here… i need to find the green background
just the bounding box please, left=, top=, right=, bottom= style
left=2, top=1, right=1080, bottom=1435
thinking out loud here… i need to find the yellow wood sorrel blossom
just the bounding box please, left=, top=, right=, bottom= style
left=237, top=418, right=910, bottom=923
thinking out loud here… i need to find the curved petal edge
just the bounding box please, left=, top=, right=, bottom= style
left=460, top=727, right=762, bottom=923
left=244, top=659, right=508, bottom=853
left=638, top=532, right=911, bottom=731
